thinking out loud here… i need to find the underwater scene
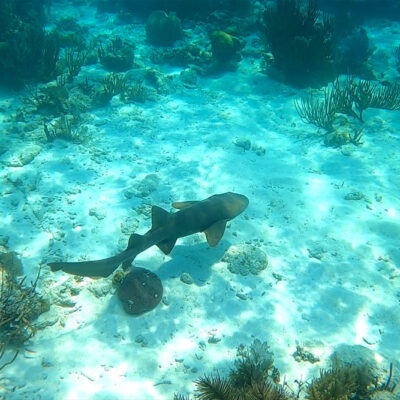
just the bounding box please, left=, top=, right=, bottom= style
left=1, top=0, right=400, bottom=398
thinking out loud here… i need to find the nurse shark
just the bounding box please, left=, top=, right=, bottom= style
left=48, top=192, right=249, bottom=278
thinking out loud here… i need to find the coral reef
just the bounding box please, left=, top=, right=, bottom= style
left=63, top=47, right=89, bottom=83
left=230, top=339, right=276, bottom=388
left=98, top=36, right=134, bottom=72
left=292, top=344, right=320, bottom=364
left=261, top=0, right=335, bottom=88
left=174, top=339, right=287, bottom=400
left=335, top=27, right=372, bottom=77
left=0, top=251, right=23, bottom=278
left=0, top=0, right=60, bottom=89
left=395, top=44, right=400, bottom=73
left=0, top=265, right=49, bottom=369
left=92, top=72, right=127, bottom=107
left=43, top=114, right=88, bottom=142
left=32, top=81, right=70, bottom=116
left=146, top=10, right=183, bottom=47
left=174, top=339, right=399, bottom=400
left=306, top=360, right=375, bottom=400
left=295, top=77, right=400, bottom=146
left=120, top=82, right=149, bottom=104
left=222, top=244, right=268, bottom=276
left=95, top=0, right=253, bottom=19
left=210, top=31, right=241, bottom=65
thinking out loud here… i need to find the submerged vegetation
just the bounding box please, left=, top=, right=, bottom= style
left=0, top=264, right=48, bottom=370
left=261, top=0, right=335, bottom=88
left=0, top=0, right=59, bottom=89
left=174, top=339, right=398, bottom=400
left=295, top=77, right=400, bottom=146
left=98, top=36, right=134, bottom=72
left=174, top=339, right=288, bottom=400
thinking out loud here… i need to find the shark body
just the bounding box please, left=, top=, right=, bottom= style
left=48, top=192, right=249, bottom=278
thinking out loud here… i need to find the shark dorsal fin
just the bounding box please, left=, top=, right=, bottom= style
left=151, top=206, right=170, bottom=230
left=204, top=220, right=227, bottom=247
left=172, top=201, right=198, bottom=210
left=157, top=238, right=177, bottom=255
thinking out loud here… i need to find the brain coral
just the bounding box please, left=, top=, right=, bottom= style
left=222, top=244, right=268, bottom=276
left=145, top=10, right=183, bottom=47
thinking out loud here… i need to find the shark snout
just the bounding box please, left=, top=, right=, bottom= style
left=235, top=193, right=249, bottom=212
left=225, top=192, right=249, bottom=216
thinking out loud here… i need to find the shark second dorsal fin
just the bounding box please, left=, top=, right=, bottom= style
left=203, top=220, right=227, bottom=247
left=172, top=201, right=198, bottom=210
left=157, top=238, right=177, bottom=255
left=121, top=233, right=143, bottom=269
left=127, top=233, right=142, bottom=249
left=151, top=206, right=170, bottom=230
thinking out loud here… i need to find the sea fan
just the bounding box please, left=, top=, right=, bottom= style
left=244, top=380, right=290, bottom=400
left=230, top=339, right=274, bottom=389
left=195, top=373, right=240, bottom=400
left=306, top=366, right=357, bottom=400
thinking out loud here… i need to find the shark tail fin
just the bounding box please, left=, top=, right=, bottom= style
left=121, top=233, right=144, bottom=269
left=48, top=256, right=123, bottom=278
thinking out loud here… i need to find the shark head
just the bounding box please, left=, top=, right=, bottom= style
left=218, top=192, right=249, bottom=219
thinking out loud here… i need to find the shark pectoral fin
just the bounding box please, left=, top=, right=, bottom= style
left=152, top=206, right=170, bottom=230
left=171, top=200, right=198, bottom=210
left=204, top=220, right=227, bottom=247
left=157, top=238, right=177, bottom=255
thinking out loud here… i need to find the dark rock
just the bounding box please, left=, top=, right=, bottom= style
left=117, top=267, right=163, bottom=315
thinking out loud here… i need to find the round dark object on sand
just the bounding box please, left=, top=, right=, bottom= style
left=117, top=267, right=163, bottom=315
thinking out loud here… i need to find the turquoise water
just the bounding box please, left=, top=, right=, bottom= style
left=1, top=1, right=400, bottom=399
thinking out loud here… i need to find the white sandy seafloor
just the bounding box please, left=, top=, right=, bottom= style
left=1, top=3, right=400, bottom=400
